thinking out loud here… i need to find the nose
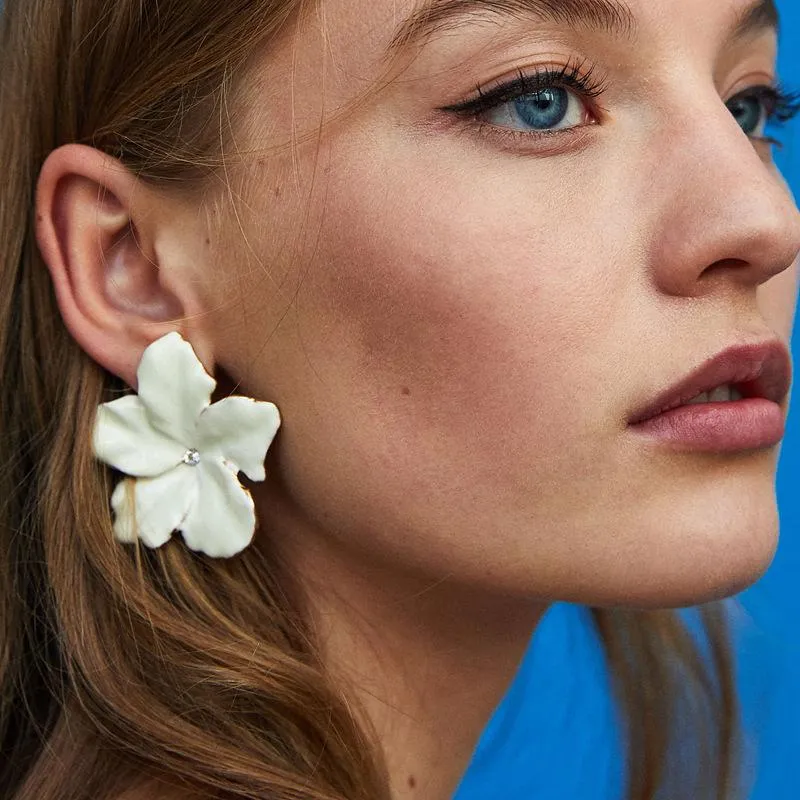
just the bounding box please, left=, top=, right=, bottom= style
left=648, top=90, right=800, bottom=299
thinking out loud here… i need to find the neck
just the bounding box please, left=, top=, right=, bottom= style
left=272, top=510, right=545, bottom=800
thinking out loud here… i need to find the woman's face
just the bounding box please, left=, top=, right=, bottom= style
left=197, top=0, right=800, bottom=607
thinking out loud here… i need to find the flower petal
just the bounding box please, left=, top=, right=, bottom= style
left=110, top=479, right=138, bottom=544
left=179, top=458, right=256, bottom=557
left=94, top=395, right=187, bottom=477
left=195, top=396, right=281, bottom=482
left=136, top=332, right=216, bottom=443
left=111, top=467, right=198, bottom=549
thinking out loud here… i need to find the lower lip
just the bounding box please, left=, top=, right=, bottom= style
left=629, top=398, right=785, bottom=452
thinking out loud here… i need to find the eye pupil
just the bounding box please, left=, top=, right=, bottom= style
left=514, top=88, right=570, bottom=130
left=727, top=95, right=763, bottom=135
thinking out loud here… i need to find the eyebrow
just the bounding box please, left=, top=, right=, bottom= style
left=732, top=0, right=779, bottom=39
left=386, top=0, right=780, bottom=56
left=387, top=0, right=637, bottom=54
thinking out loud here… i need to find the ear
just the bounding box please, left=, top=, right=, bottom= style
left=35, top=143, right=214, bottom=388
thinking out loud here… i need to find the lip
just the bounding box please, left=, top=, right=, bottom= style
left=628, top=340, right=792, bottom=452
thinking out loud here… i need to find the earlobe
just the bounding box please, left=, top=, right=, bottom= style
left=35, top=143, right=206, bottom=387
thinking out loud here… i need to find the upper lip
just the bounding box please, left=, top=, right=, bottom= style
left=629, top=340, right=792, bottom=425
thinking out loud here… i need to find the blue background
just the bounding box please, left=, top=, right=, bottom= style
left=457, top=4, right=800, bottom=799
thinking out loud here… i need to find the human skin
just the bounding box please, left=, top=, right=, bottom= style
left=34, top=0, right=800, bottom=797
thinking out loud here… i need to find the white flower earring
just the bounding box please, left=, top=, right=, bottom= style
left=92, top=332, right=281, bottom=558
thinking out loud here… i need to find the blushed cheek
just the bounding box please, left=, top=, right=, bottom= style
left=241, top=125, right=641, bottom=507
left=758, top=258, right=799, bottom=342
left=299, top=234, right=534, bottom=441
left=761, top=173, right=800, bottom=341
left=293, top=190, right=618, bottom=495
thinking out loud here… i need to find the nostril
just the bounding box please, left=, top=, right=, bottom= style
left=697, top=258, right=754, bottom=285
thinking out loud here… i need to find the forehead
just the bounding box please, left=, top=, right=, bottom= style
left=312, top=0, right=776, bottom=61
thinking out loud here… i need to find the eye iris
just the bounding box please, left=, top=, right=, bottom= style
left=727, top=95, right=763, bottom=135
left=514, top=88, right=569, bottom=130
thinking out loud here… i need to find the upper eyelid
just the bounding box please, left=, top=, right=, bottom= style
left=429, top=76, right=798, bottom=153
left=439, top=63, right=608, bottom=115
left=441, top=72, right=788, bottom=116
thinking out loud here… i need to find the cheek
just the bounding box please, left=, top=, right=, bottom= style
left=212, top=128, right=785, bottom=605
left=759, top=171, right=800, bottom=341
left=758, top=257, right=799, bottom=342
left=290, top=143, right=631, bottom=493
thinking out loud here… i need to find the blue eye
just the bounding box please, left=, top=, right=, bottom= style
left=439, top=63, right=604, bottom=137
left=726, top=91, right=768, bottom=136
left=483, top=87, right=587, bottom=132
left=509, top=88, right=569, bottom=129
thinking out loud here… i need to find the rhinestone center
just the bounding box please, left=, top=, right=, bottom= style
left=182, top=448, right=201, bottom=466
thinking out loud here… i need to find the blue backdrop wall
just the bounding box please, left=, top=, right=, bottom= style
left=456, top=4, right=800, bottom=799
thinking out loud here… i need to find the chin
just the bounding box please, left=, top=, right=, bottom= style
left=528, top=458, right=783, bottom=611
left=603, top=490, right=779, bottom=610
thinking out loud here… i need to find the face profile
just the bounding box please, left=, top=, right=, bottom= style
left=2, top=1, right=799, bottom=799
left=151, top=0, right=799, bottom=610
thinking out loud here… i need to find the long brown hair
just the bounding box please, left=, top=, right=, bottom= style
left=0, top=2, right=739, bottom=799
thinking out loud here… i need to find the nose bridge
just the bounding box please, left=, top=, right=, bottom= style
left=649, top=89, right=800, bottom=297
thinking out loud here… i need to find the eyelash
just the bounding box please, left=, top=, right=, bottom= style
left=753, top=84, right=800, bottom=125
left=441, top=59, right=607, bottom=122
left=439, top=60, right=800, bottom=147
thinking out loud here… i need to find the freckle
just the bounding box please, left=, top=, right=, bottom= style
left=36, top=214, right=43, bottom=222
left=205, top=237, right=210, bottom=245
left=401, top=387, right=411, bottom=396
left=274, top=185, right=281, bottom=198
left=408, top=776, right=416, bottom=789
